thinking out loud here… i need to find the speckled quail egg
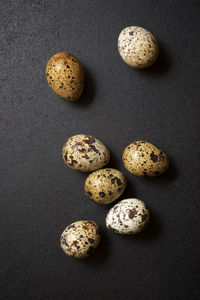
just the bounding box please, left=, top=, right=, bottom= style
left=62, top=134, right=110, bottom=172
left=60, top=220, right=101, bottom=258
left=122, top=141, right=169, bottom=177
left=118, top=26, right=159, bottom=69
left=84, top=168, right=126, bottom=205
left=106, top=198, right=150, bottom=234
left=46, top=52, right=84, bottom=101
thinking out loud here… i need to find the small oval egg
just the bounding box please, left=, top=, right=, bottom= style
left=62, top=134, right=110, bottom=172
left=84, top=168, right=126, bottom=205
left=60, top=220, right=101, bottom=259
left=46, top=52, right=84, bottom=101
left=118, top=26, right=159, bottom=69
left=106, top=198, right=150, bottom=234
left=122, top=141, right=169, bottom=177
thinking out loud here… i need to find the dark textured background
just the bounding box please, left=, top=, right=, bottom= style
left=1, top=0, right=200, bottom=299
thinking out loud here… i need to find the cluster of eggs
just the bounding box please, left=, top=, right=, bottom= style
left=45, top=26, right=167, bottom=259
left=60, top=134, right=169, bottom=258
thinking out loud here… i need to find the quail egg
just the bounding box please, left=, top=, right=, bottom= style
left=122, top=141, right=169, bottom=177
left=62, top=134, right=110, bottom=172
left=106, top=198, right=150, bottom=234
left=60, top=220, right=101, bottom=258
left=84, top=168, right=126, bottom=205
left=118, top=26, right=159, bottom=69
left=46, top=52, right=84, bottom=101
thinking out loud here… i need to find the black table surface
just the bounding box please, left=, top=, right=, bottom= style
left=1, top=1, right=200, bottom=299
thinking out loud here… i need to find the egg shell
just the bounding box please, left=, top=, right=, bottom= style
left=62, top=134, right=110, bottom=172
left=46, top=52, right=84, bottom=101
left=122, top=141, right=169, bottom=177
left=106, top=198, right=150, bottom=234
left=84, top=168, right=126, bottom=205
left=60, top=220, right=101, bottom=259
left=118, top=26, right=159, bottom=69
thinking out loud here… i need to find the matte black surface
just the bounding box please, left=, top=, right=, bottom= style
left=1, top=1, right=200, bottom=299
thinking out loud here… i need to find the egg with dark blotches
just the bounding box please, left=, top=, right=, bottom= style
left=122, top=141, right=169, bottom=177
left=106, top=198, right=150, bottom=234
left=46, top=52, right=84, bottom=101
left=60, top=220, right=101, bottom=259
left=84, top=168, right=126, bottom=205
left=62, top=134, right=110, bottom=172
left=118, top=26, right=159, bottom=69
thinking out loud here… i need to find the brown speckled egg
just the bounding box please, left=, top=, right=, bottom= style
left=46, top=52, right=84, bottom=101
left=84, top=168, right=126, bottom=205
left=60, top=220, right=101, bottom=258
left=62, top=134, right=110, bottom=172
left=122, top=141, right=169, bottom=177
left=106, top=198, right=150, bottom=234
left=118, top=26, right=159, bottom=69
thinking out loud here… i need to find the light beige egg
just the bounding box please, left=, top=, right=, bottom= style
left=84, top=168, right=126, bottom=205
left=60, top=220, right=101, bottom=259
left=118, top=26, right=159, bottom=69
left=122, top=141, right=169, bottom=177
left=46, top=52, right=84, bottom=101
left=106, top=198, right=150, bottom=234
left=62, top=134, right=110, bottom=172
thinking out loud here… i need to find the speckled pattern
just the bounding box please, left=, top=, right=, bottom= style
left=106, top=198, right=150, bottom=234
left=60, top=220, right=101, bottom=259
left=62, top=134, right=110, bottom=172
left=84, top=168, right=126, bottom=205
left=118, top=26, right=159, bottom=69
left=122, top=141, right=169, bottom=177
left=46, top=52, right=84, bottom=101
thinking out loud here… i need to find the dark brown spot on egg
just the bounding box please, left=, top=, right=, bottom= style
left=90, top=145, right=99, bottom=153
left=111, top=177, right=122, bottom=186
left=72, top=241, right=78, bottom=247
left=69, top=156, right=78, bottom=166
left=78, top=148, right=85, bottom=152
left=87, top=191, right=92, bottom=197
left=62, top=240, right=69, bottom=247
left=84, top=137, right=96, bottom=144
left=67, top=224, right=75, bottom=229
left=99, top=192, right=105, bottom=197
left=128, top=209, right=137, bottom=219
left=150, top=151, right=158, bottom=162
